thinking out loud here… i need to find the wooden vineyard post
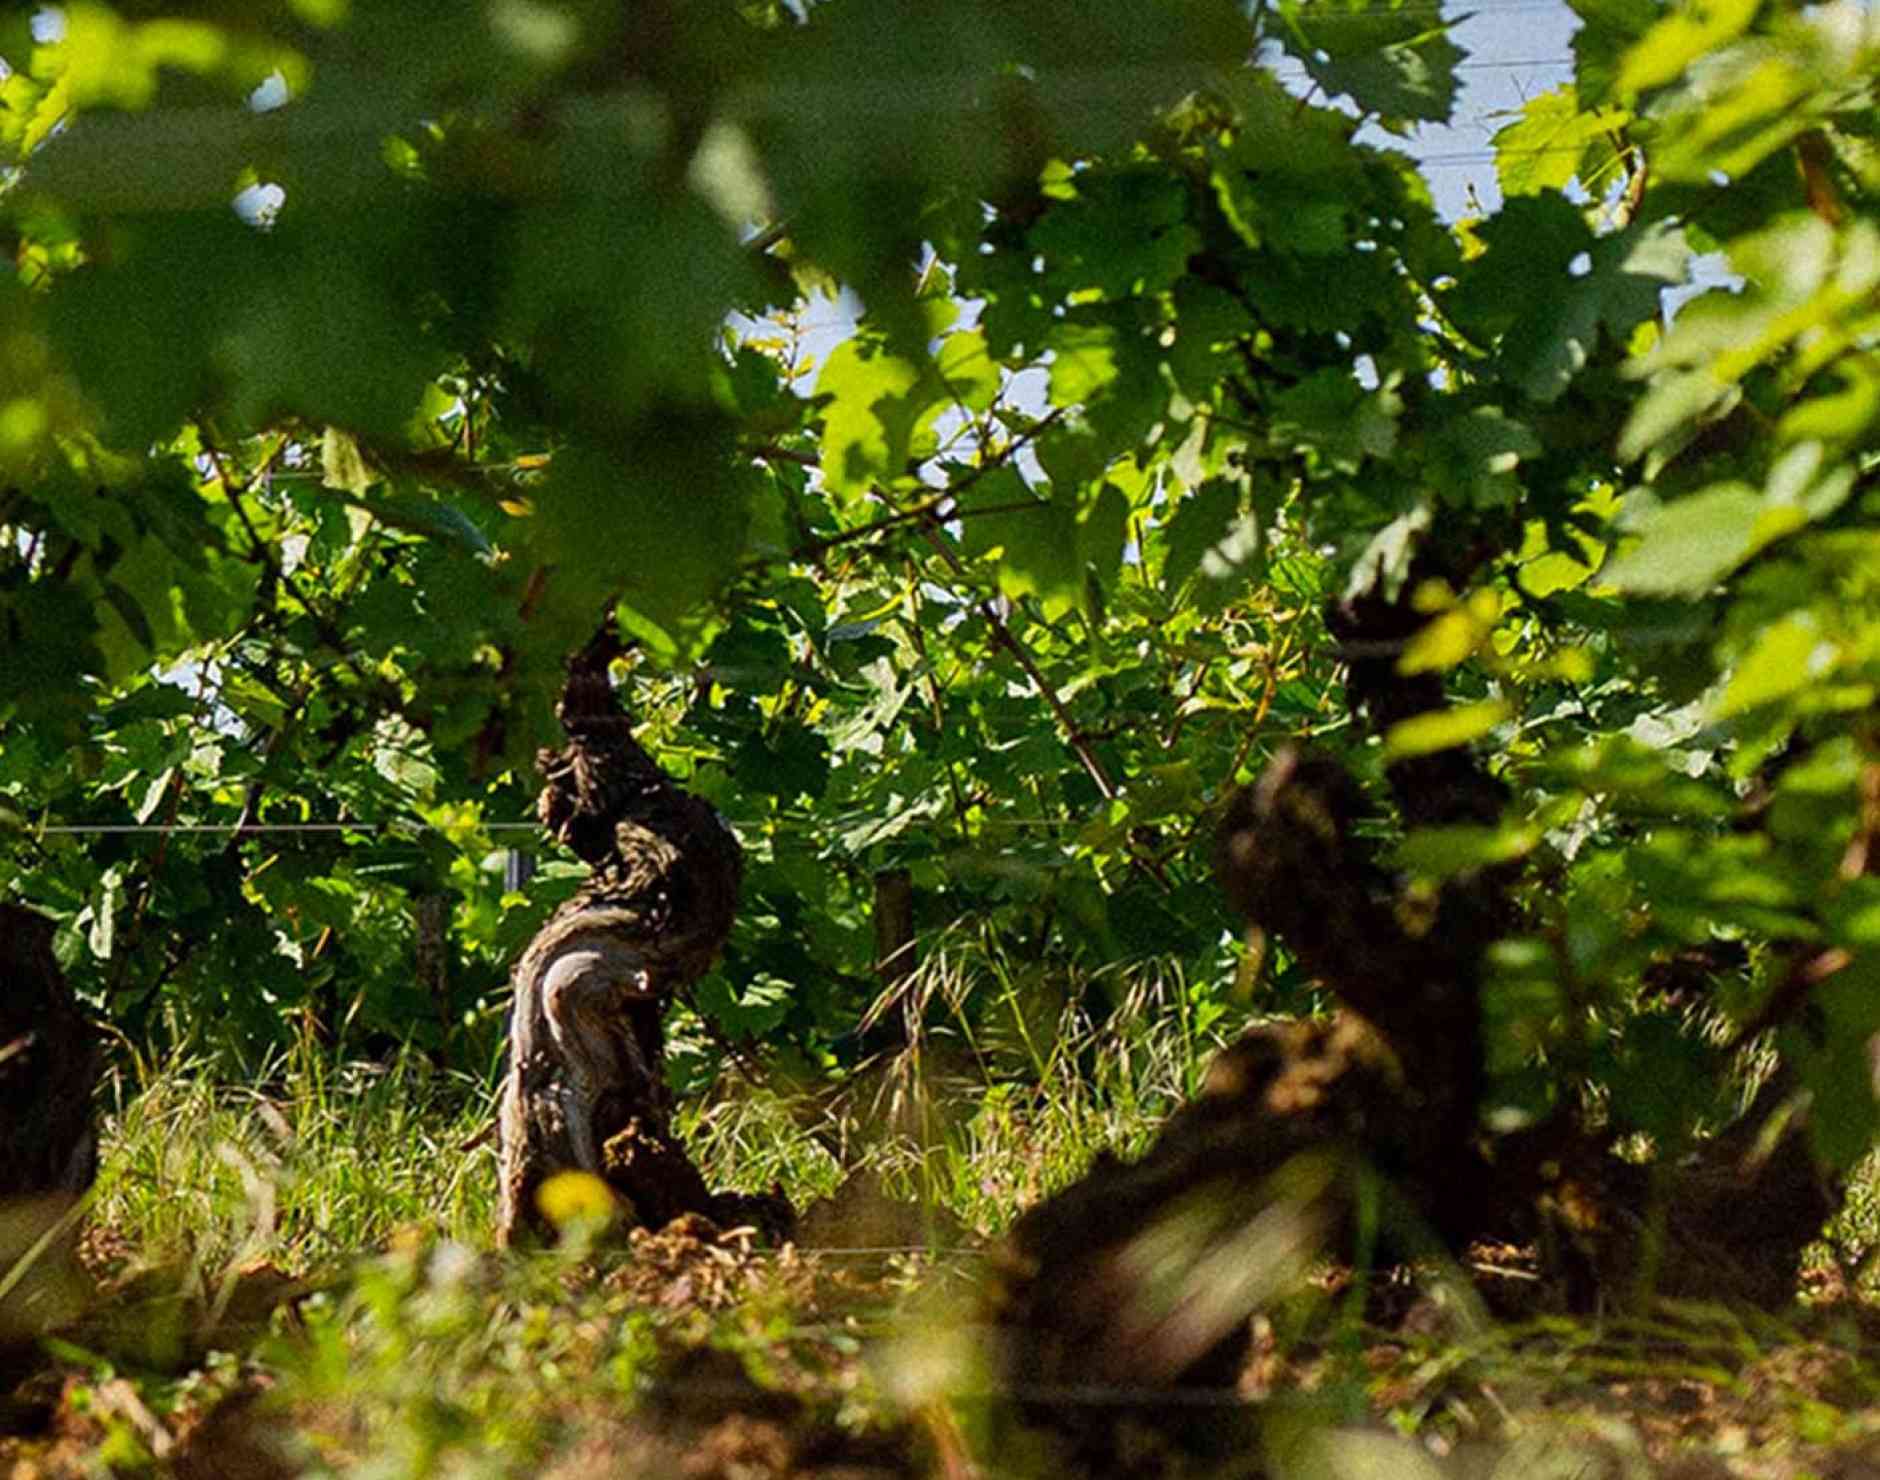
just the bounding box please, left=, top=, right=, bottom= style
left=872, top=867, right=917, bottom=994
left=413, top=890, right=452, bottom=1058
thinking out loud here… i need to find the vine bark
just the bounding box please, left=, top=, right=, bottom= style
left=991, top=567, right=1834, bottom=1450
left=495, top=628, right=788, bottom=1246
left=0, top=902, right=98, bottom=1365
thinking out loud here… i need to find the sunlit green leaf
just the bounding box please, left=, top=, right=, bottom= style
left=1647, top=53, right=1814, bottom=183
left=1618, top=368, right=1737, bottom=465
left=1829, top=881, right=1880, bottom=951
left=1616, top=0, right=1760, bottom=100
left=320, top=426, right=376, bottom=495
left=1780, top=353, right=1880, bottom=448
left=1046, top=319, right=1121, bottom=410
left=1569, top=0, right=1659, bottom=106
left=1599, top=483, right=1765, bottom=595
left=1492, top=86, right=1632, bottom=198
left=1392, top=823, right=1538, bottom=878
left=816, top=337, right=931, bottom=498
left=1382, top=699, right=1510, bottom=762
left=1715, top=613, right=1831, bottom=717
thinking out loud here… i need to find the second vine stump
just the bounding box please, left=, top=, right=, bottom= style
left=495, top=627, right=789, bottom=1246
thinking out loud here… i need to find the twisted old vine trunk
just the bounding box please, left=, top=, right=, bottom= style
left=991, top=563, right=1833, bottom=1448
left=1, top=903, right=99, bottom=1364
left=0, top=903, right=98, bottom=1204
left=495, top=628, right=788, bottom=1247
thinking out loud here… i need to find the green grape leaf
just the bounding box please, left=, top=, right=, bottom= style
left=1047, top=318, right=1121, bottom=410
left=1383, top=699, right=1510, bottom=762
left=1029, top=169, right=1202, bottom=299
left=1604, top=1012, right=1714, bottom=1140
left=735, top=721, right=831, bottom=802
left=1275, top=0, right=1466, bottom=123
left=1161, top=479, right=1264, bottom=612
left=1616, top=0, right=1759, bottom=101
left=1647, top=51, right=1814, bottom=184
left=1504, top=219, right=1689, bottom=403
left=955, top=467, right=1039, bottom=559
left=1044, top=308, right=1169, bottom=452
left=1618, top=369, right=1738, bottom=465
left=532, top=431, right=753, bottom=644
left=933, top=329, right=1001, bottom=416
left=1078, top=483, right=1131, bottom=594
left=1794, top=962, right=1880, bottom=1168
left=817, top=336, right=931, bottom=498
left=952, top=470, right=1089, bottom=618
left=42, top=212, right=260, bottom=448
left=1780, top=356, right=1880, bottom=448
left=996, top=494, right=1083, bottom=618
left=1446, top=192, right=1594, bottom=342
left=1628, top=829, right=1816, bottom=937
left=1429, top=405, right=1542, bottom=509
left=320, top=426, right=376, bottom=495
left=816, top=309, right=969, bottom=501
left=1492, top=86, right=1632, bottom=198
left=1161, top=480, right=1243, bottom=595
left=503, top=190, right=752, bottom=434
left=1345, top=503, right=1431, bottom=602
left=1568, top=0, right=1658, bottom=107
left=1599, top=483, right=1765, bottom=595
left=1547, top=739, right=1735, bottom=819
left=1828, top=880, right=1880, bottom=951
left=1715, top=613, right=1830, bottom=717
left=1269, top=369, right=1402, bottom=472
left=333, top=491, right=495, bottom=558
left=104, top=535, right=191, bottom=660
left=692, top=972, right=793, bottom=1040
left=1392, top=823, right=1539, bottom=879
left=221, top=222, right=447, bottom=438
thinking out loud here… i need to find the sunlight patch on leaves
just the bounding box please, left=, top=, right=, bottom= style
left=1491, top=86, right=1633, bottom=198
left=1599, top=483, right=1765, bottom=595
left=1715, top=612, right=1833, bottom=717
left=1616, top=0, right=1760, bottom=101
left=1392, top=824, right=1539, bottom=879
left=1382, top=699, right=1510, bottom=762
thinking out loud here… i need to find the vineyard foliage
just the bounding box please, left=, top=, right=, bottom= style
left=0, top=0, right=1877, bottom=1160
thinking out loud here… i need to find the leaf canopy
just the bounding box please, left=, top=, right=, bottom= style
left=0, top=0, right=1875, bottom=1178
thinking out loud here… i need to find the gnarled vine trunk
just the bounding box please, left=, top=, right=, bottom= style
left=1, top=902, right=99, bottom=1363
left=0, top=903, right=98, bottom=1203
left=495, top=628, right=789, bottom=1247
left=991, top=567, right=1833, bottom=1442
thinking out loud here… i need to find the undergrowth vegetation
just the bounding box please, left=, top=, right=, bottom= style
left=4, top=950, right=1877, bottom=1477
left=90, top=948, right=1244, bottom=1277
left=94, top=1045, right=495, bottom=1276
left=8, top=950, right=1258, bottom=1477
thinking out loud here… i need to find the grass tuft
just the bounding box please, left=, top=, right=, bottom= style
left=91, top=1040, right=497, bottom=1277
